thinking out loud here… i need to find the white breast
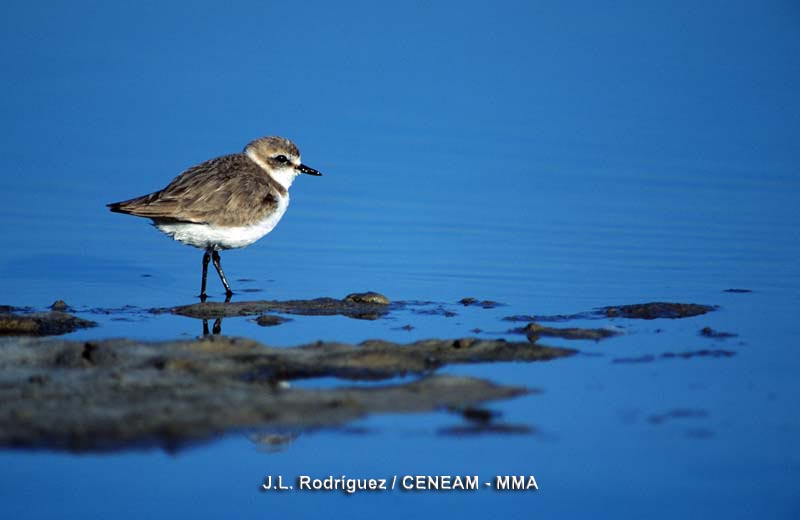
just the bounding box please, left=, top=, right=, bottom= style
left=155, top=194, right=290, bottom=250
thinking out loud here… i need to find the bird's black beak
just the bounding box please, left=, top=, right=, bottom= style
left=298, top=164, right=322, bottom=176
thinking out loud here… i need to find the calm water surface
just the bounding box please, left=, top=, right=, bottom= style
left=1, top=1, right=798, bottom=518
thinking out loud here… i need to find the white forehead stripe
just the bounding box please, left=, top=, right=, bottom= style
left=246, top=148, right=299, bottom=190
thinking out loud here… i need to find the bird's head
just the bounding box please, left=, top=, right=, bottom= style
left=245, top=136, right=321, bottom=189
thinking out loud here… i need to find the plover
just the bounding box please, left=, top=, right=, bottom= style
left=108, top=136, right=322, bottom=301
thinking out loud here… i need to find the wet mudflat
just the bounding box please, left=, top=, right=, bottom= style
left=0, top=311, right=96, bottom=336
left=157, top=291, right=395, bottom=320
left=0, top=335, right=542, bottom=450
left=0, top=296, right=729, bottom=451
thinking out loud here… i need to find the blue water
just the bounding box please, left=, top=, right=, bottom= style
left=1, top=1, right=799, bottom=518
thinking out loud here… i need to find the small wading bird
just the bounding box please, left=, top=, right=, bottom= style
left=108, top=136, right=322, bottom=301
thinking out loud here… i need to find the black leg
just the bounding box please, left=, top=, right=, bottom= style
left=211, top=250, right=234, bottom=297
left=200, top=250, right=211, bottom=302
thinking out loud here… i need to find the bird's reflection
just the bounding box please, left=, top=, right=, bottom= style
left=202, top=318, right=223, bottom=336
left=198, top=292, right=233, bottom=335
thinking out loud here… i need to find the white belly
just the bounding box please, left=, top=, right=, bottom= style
left=155, top=195, right=289, bottom=250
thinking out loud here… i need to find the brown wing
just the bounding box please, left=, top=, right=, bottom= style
left=107, top=154, right=284, bottom=227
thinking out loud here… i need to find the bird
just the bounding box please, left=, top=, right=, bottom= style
left=107, top=136, right=322, bottom=301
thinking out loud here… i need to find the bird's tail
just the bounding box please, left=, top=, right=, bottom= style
left=106, top=192, right=160, bottom=215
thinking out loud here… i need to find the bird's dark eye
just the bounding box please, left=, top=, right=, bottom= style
left=274, top=155, right=288, bottom=164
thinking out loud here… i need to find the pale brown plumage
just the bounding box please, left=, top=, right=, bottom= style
left=108, top=153, right=285, bottom=227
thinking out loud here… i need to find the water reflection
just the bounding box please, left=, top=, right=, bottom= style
left=201, top=317, right=223, bottom=336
